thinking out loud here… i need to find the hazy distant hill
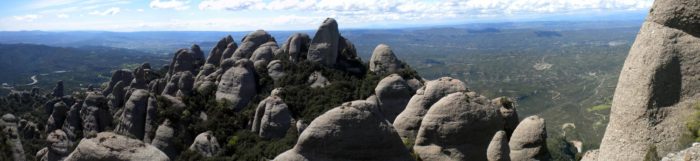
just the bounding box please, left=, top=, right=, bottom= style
left=0, top=44, right=167, bottom=93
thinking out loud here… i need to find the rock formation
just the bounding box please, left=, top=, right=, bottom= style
left=661, top=143, right=700, bottom=161
left=80, top=93, right=112, bottom=137
left=374, top=74, right=413, bottom=123
left=189, top=131, right=222, bottom=157
left=63, top=100, right=83, bottom=141
left=102, top=69, right=134, bottom=96
left=205, top=35, right=234, bottom=66
left=369, top=44, right=404, bottom=74
left=307, top=18, right=340, bottom=66
left=46, top=101, right=69, bottom=133
left=413, top=92, right=503, bottom=161
left=1, top=114, right=25, bottom=161
left=107, top=81, right=128, bottom=112
left=252, top=95, right=293, bottom=139
left=36, top=129, right=72, bottom=161
left=509, top=116, right=550, bottom=161
left=190, top=44, right=205, bottom=68
left=273, top=100, right=412, bottom=161
left=168, top=49, right=196, bottom=76
left=232, top=30, right=273, bottom=61
left=267, top=60, right=286, bottom=82
left=63, top=132, right=169, bottom=161
left=487, top=131, right=510, bottom=161
left=52, top=80, right=64, bottom=98
left=115, top=89, right=149, bottom=140
left=308, top=71, right=330, bottom=88
left=250, top=41, right=277, bottom=69
left=215, top=59, right=257, bottom=111
left=393, top=77, right=468, bottom=140
left=597, top=0, right=700, bottom=160
left=493, top=97, right=519, bottom=137
left=151, top=120, right=177, bottom=160
left=280, top=33, right=311, bottom=62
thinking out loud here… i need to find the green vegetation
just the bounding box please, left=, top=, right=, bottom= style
left=643, top=144, right=660, bottom=161
left=685, top=103, right=700, bottom=142
left=587, top=104, right=611, bottom=112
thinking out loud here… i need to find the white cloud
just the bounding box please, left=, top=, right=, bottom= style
left=57, top=14, right=70, bottom=18
left=137, top=9, right=145, bottom=12
left=198, top=0, right=264, bottom=10
left=14, top=14, right=40, bottom=21
left=89, top=7, right=121, bottom=16
left=150, top=0, right=190, bottom=10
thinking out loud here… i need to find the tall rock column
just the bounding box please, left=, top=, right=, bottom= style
left=598, top=0, right=700, bottom=160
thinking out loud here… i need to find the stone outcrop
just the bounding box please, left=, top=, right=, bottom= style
left=36, top=129, right=72, bottom=161
left=493, top=97, right=519, bottom=137
left=63, top=132, right=169, bottom=161
left=220, top=42, right=237, bottom=63
left=393, top=77, right=468, bottom=140
left=273, top=100, right=412, bottom=161
left=250, top=41, right=277, bottom=69
left=189, top=131, right=222, bottom=157
left=661, top=143, right=700, bottom=161
left=308, top=71, right=330, bottom=88
left=369, top=44, right=404, bottom=74
left=580, top=149, right=599, bottom=161
left=130, top=63, right=151, bottom=89
left=280, top=33, right=310, bottom=62
left=413, top=92, right=503, bottom=161
left=509, top=116, right=550, bottom=161
left=215, top=59, right=257, bottom=111
left=168, top=49, right=196, bottom=76
left=115, top=89, right=150, bottom=140
left=1, top=114, right=25, bottom=161
left=190, top=44, right=205, bottom=68
left=374, top=74, right=413, bottom=123
left=598, top=0, right=700, bottom=160
left=80, top=93, right=112, bottom=138
left=307, top=18, right=340, bottom=66
left=46, top=101, right=69, bottom=133
left=52, top=80, right=64, bottom=98
left=102, top=69, right=134, bottom=96
left=144, top=94, right=158, bottom=143
left=252, top=96, right=293, bottom=139
left=205, top=35, right=234, bottom=66
left=232, top=30, right=273, bottom=61
left=151, top=120, right=177, bottom=160
left=487, top=131, right=510, bottom=161
left=267, top=60, right=286, bottom=82
left=63, top=100, right=83, bottom=141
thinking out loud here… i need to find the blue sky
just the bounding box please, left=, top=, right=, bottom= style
left=0, top=0, right=654, bottom=31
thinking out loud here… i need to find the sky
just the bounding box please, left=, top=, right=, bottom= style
left=0, top=0, right=655, bottom=31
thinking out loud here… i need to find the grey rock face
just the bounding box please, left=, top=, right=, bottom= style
left=374, top=74, right=413, bottom=123
left=251, top=42, right=276, bottom=69
left=175, top=71, right=194, bottom=98
left=487, top=131, right=510, bottom=161
left=52, top=80, right=64, bottom=98
left=232, top=30, right=273, bottom=60
left=80, top=93, right=112, bottom=138
left=189, top=131, right=222, bottom=157
left=267, top=60, right=286, bottom=82
left=1, top=114, right=25, bottom=161
left=194, top=64, right=216, bottom=90
left=413, top=92, right=503, bottom=161
left=169, top=49, right=196, bottom=75
left=63, top=100, right=83, bottom=141
left=295, top=120, right=307, bottom=134
left=37, top=129, right=72, bottom=161
left=369, top=44, right=404, bottom=75
left=273, top=100, right=412, bottom=161
left=108, top=81, right=128, bottom=112
left=215, top=59, right=257, bottom=111
left=63, top=132, right=169, bottom=161
left=103, top=69, right=134, bottom=96
left=580, top=149, right=599, bottom=161
left=252, top=96, right=293, bottom=139
left=144, top=95, right=158, bottom=143
left=130, top=63, right=151, bottom=89
left=115, top=89, right=149, bottom=140
left=598, top=0, right=700, bottom=160
left=307, top=18, right=339, bottom=66
left=661, top=143, right=700, bottom=161
left=281, top=33, right=311, bottom=62
left=151, top=120, right=177, bottom=160
left=220, top=42, right=238, bottom=64
left=493, top=97, right=519, bottom=137
left=205, top=35, right=234, bottom=66
left=308, top=71, right=330, bottom=88
left=393, top=77, right=467, bottom=140
left=509, top=115, right=550, bottom=161
left=46, top=101, right=69, bottom=133
left=191, top=44, right=205, bottom=68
